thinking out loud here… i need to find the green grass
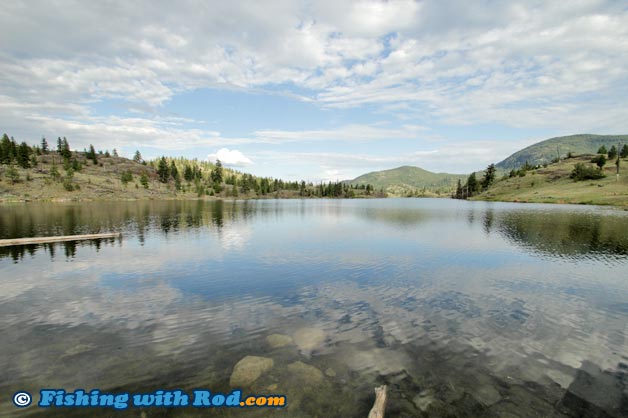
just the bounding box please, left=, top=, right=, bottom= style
left=472, top=155, right=628, bottom=206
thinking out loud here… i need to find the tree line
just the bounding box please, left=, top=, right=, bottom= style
left=453, top=163, right=496, bottom=199
left=1, top=133, right=379, bottom=199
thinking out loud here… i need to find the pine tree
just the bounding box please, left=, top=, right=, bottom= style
left=140, top=172, right=149, bottom=189
left=596, top=154, right=606, bottom=170
left=455, top=179, right=463, bottom=199
left=157, top=157, right=170, bottom=183
left=113, top=148, right=119, bottom=157
left=210, top=159, right=223, bottom=184
left=41, top=137, right=49, bottom=154
left=50, top=163, right=60, bottom=181
left=61, top=137, right=71, bottom=160
left=133, top=150, right=142, bottom=163
left=481, top=164, right=496, bottom=190
left=0, top=134, right=11, bottom=163
left=5, top=163, right=19, bottom=184
left=16, top=142, right=31, bottom=168
left=608, top=145, right=618, bottom=159
left=466, top=172, right=478, bottom=196
left=621, top=144, right=628, bottom=158
left=182, top=165, right=191, bottom=181
left=170, top=160, right=179, bottom=181
left=87, top=144, right=97, bottom=164
left=597, top=145, right=607, bottom=154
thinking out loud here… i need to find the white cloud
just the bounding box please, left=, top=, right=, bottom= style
left=252, top=124, right=426, bottom=143
left=207, top=148, right=253, bottom=166
left=1, top=0, right=627, bottom=165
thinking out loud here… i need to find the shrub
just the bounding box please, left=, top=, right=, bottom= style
left=63, top=177, right=75, bottom=191
left=570, top=163, right=605, bottom=181
left=121, top=170, right=133, bottom=185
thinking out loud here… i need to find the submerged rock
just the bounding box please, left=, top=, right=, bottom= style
left=288, top=361, right=324, bottom=385
left=266, top=333, right=293, bottom=348
left=229, top=356, right=274, bottom=387
left=292, top=327, right=326, bottom=356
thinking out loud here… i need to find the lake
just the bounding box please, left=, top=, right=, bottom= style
left=1, top=198, right=627, bottom=417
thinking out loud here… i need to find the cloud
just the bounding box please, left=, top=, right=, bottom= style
left=252, top=124, right=426, bottom=143
left=1, top=0, right=627, bottom=167
left=207, top=148, right=253, bottom=166
left=252, top=137, right=537, bottom=181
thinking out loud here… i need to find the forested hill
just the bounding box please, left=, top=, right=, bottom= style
left=347, top=165, right=467, bottom=196
left=496, top=134, right=628, bottom=170
left=0, top=134, right=381, bottom=201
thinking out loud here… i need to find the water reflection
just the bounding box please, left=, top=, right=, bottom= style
left=1, top=199, right=627, bottom=417
left=497, top=209, right=628, bottom=257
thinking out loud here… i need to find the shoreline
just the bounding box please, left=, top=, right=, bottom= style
left=2, top=194, right=628, bottom=209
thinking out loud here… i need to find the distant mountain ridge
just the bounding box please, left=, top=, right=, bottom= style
left=347, top=165, right=467, bottom=195
left=496, top=134, right=628, bottom=170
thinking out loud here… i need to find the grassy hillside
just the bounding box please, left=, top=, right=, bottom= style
left=496, top=134, right=628, bottom=170
left=473, top=154, right=628, bottom=206
left=0, top=151, right=378, bottom=202
left=1, top=153, right=212, bottom=202
left=347, top=165, right=467, bottom=196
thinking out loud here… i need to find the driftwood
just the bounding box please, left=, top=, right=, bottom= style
left=367, top=385, right=387, bottom=418
left=0, top=232, right=121, bottom=247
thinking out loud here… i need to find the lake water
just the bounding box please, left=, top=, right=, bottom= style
left=1, top=198, right=627, bottom=417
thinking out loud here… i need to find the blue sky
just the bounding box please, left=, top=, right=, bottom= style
left=1, top=0, right=627, bottom=181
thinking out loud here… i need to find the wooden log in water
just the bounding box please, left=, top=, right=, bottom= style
left=0, top=232, right=121, bottom=247
left=368, top=385, right=387, bottom=418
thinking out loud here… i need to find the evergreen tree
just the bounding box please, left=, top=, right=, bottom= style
left=41, top=137, right=49, bottom=154
left=113, top=148, right=119, bottom=157
left=87, top=144, right=97, bottom=164
left=596, top=154, right=606, bottom=170
left=61, top=137, right=71, bottom=160
left=5, top=163, right=19, bottom=184
left=16, top=142, right=31, bottom=168
left=140, top=172, right=149, bottom=189
left=597, top=145, right=607, bottom=154
left=170, top=160, right=179, bottom=181
left=57, top=137, right=63, bottom=153
left=71, top=158, right=82, bottom=172
left=0, top=134, right=16, bottom=164
left=455, top=179, right=463, bottom=199
left=184, top=165, right=193, bottom=181
left=621, top=144, right=628, bottom=158
left=466, top=172, right=478, bottom=196
left=481, top=164, right=496, bottom=190
left=157, top=157, right=170, bottom=182
left=133, top=150, right=142, bottom=163
left=50, top=163, right=60, bottom=181
left=608, top=145, right=618, bottom=160
left=210, top=159, right=223, bottom=184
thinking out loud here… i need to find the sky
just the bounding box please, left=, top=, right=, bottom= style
left=1, top=0, right=627, bottom=182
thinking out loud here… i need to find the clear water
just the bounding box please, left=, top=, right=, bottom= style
left=1, top=199, right=627, bottom=417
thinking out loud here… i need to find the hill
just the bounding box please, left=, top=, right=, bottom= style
left=0, top=134, right=380, bottom=202
left=347, top=166, right=467, bottom=196
left=496, top=134, right=628, bottom=170
left=473, top=154, right=628, bottom=206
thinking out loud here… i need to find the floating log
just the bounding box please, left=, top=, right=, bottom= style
left=368, top=385, right=387, bottom=418
left=0, top=232, right=121, bottom=247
